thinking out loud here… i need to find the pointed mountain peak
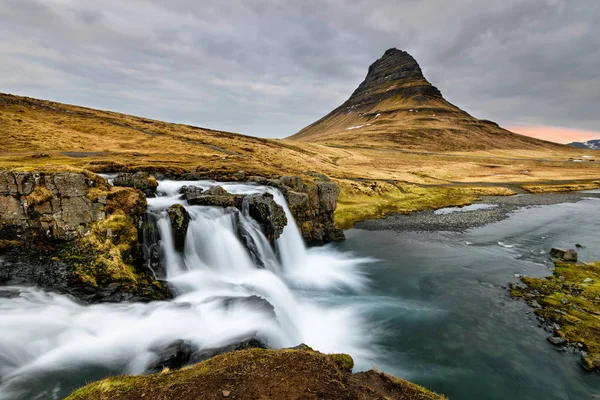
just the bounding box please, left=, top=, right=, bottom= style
left=288, top=48, right=561, bottom=152
left=349, top=49, right=441, bottom=104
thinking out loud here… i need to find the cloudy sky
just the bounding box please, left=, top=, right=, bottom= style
left=1, top=0, right=599, bottom=142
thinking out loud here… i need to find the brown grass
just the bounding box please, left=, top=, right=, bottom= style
left=66, top=348, right=446, bottom=400
left=2, top=92, right=599, bottom=226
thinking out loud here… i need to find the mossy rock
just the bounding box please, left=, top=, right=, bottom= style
left=511, top=260, right=600, bottom=370
left=67, top=348, right=445, bottom=400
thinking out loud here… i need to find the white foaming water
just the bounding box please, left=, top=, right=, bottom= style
left=0, top=180, right=373, bottom=400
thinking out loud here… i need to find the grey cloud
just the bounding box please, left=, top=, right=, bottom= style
left=0, top=0, right=598, bottom=137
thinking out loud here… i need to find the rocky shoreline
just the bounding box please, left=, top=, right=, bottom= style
left=355, top=190, right=600, bottom=232
left=510, top=256, right=600, bottom=371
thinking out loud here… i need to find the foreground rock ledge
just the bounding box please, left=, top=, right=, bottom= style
left=66, top=348, right=445, bottom=400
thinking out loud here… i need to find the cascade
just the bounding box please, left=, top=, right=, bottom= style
left=0, top=180, right=372, bottom=400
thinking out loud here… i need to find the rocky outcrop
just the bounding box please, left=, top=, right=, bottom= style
left=68, top=347, right=446, bottom=400
left=249, top=175, right=344, bottom=243
left=113, top=172, right=158, bottom=197
left=167, top=204, right=190, bottom=252
left=0, top=170, right=169, bottom=303
left=0, top=171, right=107, bottom=241
left=177, top=175, right=343, bottom=244
left=185, top=186, right=244, bottom=208
left=243, top=193, right=287, bottom=243
left=178, top=185, right=204, bottom=201
left=550, top=248, right=578, bottom=262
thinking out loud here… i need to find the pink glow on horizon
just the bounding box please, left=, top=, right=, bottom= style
left=507, top=124, right=600, bottom=144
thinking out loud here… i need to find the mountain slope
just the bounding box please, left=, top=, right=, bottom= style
left=289, top=48, right=564, bottom=152
left=568, top=139, right=600, bottom=150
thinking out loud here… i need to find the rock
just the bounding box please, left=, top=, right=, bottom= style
left=147, top=339, right=198, bottom=373
left=0, top=171, right=107, bottom=241
left=222, top=390, right=231, bottom=397
left=583, top=278, right=594, bottom=283
left=575, top=243, right=583, bottom=248
left=139, top=212, right=166, bottom=279
left=0, top=170, right=170, bottom=303
left=281, top=177, right=344, bottom=244
left=187, top=194, right=244, bottom=208
left=280, top=175, right=304, bottom=191
left=547, top=336, right=567, bottom=346
left=317, top=181, right=339, bottom=213
left=113, top=172, right=158, bottom=198
left=243, top=193, right=287, bottom=243
left=232, top=170, right=246, bottom=181
left=207, top=185, right=228, bottom=196
left=550, top=248, right=578, bottom=262
left=178, top=185, right=204, bottom=201
left=167, top=204, right=190, bottom=252
left=190, top=338, right=268, bottom=365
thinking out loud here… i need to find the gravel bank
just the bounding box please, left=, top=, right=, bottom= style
left=355, top=190, right=600, bottom=232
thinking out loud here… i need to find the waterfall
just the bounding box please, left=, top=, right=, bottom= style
left=0, top=180, right=373, bottom=400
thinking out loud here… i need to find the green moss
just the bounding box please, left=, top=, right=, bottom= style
left=331, top=353, right=354, bottom=372
left=512, top=260, right=600, bottom=370
left=24, top=185, right=53, bottom=206
left=334, top=181, right=498, bottom=229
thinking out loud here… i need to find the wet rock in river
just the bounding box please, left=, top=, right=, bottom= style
left=550, top=248, right=578, bottom=262
left=167, top=204, right=190, bottom=252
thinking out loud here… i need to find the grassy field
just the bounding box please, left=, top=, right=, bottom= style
left=2, top=93, right=599, bottom=227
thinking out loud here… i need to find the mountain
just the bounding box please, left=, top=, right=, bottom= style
left=289, top=48, right=563, bottom=151
left=568, top=140, right=600, bottom=150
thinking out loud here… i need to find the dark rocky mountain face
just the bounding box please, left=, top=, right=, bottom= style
left=346, top=48, right=443, bottom=107
left=568, top=139, right=600, bottom=150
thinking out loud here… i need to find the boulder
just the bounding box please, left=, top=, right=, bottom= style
left=547, top=336, right=567, bottom=346
left=139, top=211, right=165, bottom=279
left=243, top=193, right=287, bottom=243
left=550, top=248, right=578, bottom=262
left=280, top=176, right=344, bottom=244
left=178, top=185, right=204, bottom=201
left=187, top=194, right=244, bottom=208
left=113, top=172, right=158, bottom=198
left=147, top=339, right=198, bottom=373
left=317, top=181, right=340, bottom=213
left=206, top=185, right=228, bottom=196
left=167, top=204, right=190, bottom=252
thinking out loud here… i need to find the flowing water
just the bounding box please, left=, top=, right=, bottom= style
left=335, top=197, right=600, bottom=400
left=0, top=181, right=372, bottom=399
left=0, top=181, right=599, bottom=399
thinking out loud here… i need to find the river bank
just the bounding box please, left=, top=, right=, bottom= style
left=355, top=190, right=600, bottom=232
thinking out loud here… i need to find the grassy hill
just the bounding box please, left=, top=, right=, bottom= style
left=1, top=92, right=599, bottom=228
